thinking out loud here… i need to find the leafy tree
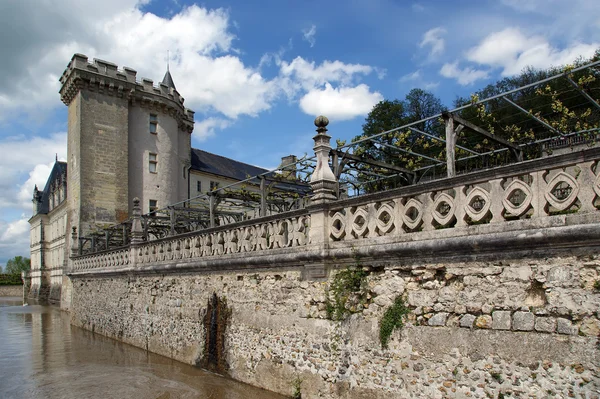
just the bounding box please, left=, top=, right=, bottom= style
left=350, top=50, right=600, bottom=193
left=5, top=256, right=30, bottom=276
left=351, top=89, right=445, bottom=192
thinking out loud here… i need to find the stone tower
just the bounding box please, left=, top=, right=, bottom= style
left=59, top=54, right=195, bottom=239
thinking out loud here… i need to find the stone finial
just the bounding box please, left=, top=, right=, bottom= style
left=310, top=116, right=337, bottom=203
left=131, top=197, right=144, bottom=244
left=70, top=227, right=79, bottom=257
left=314, top=115, right=329, bottom=132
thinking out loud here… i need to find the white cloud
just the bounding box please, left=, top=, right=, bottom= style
left=1, top=3, right=384, bottom=127
left=467, top=28, right=599, bottom=76
left=412, top=3, right=426, bottom=12
left=279, top=57, right=374, bottom=93
left=400, top=70, right=422, bottom=82
left=0, top=3, right=275, bottom=121
left=299, top=83, right=383, bottom=121
left=0, top=133, right=67, bottom=210
left=302, top=25, right=317, bottom=47
left=420, top=27, right=446, bottom=58
left=193, top=117, right=231, bottom=142
left=440, top=62, right=489, bottom=85
left=0, top=218, right=30, bottom=266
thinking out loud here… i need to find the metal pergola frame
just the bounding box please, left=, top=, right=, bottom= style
left=331, top=60, right=600, bottom=194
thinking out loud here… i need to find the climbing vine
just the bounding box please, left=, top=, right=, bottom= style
left=325, top=267, right=369, bottom=321
left=379, top=295, right=410, bottom=348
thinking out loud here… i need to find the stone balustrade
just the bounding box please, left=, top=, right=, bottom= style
left=70, top=146, right=600, bottom=275
left=71, top=212, right=311, bottom=272
left=328, top=151, right=599, bottom=242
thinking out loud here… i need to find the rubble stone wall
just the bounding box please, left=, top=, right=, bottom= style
left=69, top=253, right=600, bottom=398
left=0, top=285, right=23, bottom=297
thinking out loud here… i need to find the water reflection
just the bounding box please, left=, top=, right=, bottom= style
left=0, top=297, right=285, bottom=399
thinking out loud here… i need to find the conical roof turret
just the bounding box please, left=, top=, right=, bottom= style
left=162, top=68, right=176, bottom=90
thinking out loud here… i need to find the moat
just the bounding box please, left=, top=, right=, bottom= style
left=0, top=296, right=285, bottom=399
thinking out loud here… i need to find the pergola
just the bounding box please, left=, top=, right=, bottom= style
left=333, top=60, right=600, bottom=195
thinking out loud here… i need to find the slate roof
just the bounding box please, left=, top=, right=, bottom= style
left=191, top=148, right=268, bottom=180
left=162, top=70, right=176, bottom=90
left=35, top=161, right=67, bottom=215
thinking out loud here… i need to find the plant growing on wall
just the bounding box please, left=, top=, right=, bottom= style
left=379, top=295, right=410, bottom=348
left=325, top=267, right=369, bottom=321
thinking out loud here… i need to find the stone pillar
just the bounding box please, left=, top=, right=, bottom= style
left=70, top=227, right=79, bottom=258
left=306, top=116, right=337, bottom=280
left=131, top=198, right=144, bottom=244
left=130, top=197, right=144, bottom=268
left=309, top=116, right=337, bottom=203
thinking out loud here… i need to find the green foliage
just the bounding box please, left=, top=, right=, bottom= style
left=4, top=256, right=30, bottom=276
left=352, top=89, right=445, bottom=193
left=325, top=267, right=369, bottom=321
left=0, top=274, right=23, bottom=285
left=351, top=51, right=600, bottom=194
left=594, top=280, right=600, bottom=291
left=291, top=376, right=303, bottom=399
left=490, top=372, right=503, bottom=383
left=379, top=296, right=410, bottom=348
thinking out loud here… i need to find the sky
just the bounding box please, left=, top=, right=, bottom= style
left=0, top=0, right=599, bottom=268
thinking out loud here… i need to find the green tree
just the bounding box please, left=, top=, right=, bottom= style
left=352, top=89, right=445, bottom=192
left=5, top=256, right=30, bottom=275
left=350, top=51, right=600, bottom=193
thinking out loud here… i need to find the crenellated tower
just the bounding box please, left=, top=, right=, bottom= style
left=59, top=54, right=195, bottom=240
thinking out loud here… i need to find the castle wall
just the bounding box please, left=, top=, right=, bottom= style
left=69, top=253, right=599, bottom=398
left=78, top=90, right=130, bottom=230
left=128, top=106, right=189, bottom=213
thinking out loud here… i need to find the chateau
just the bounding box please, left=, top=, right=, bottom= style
left=28, top=54, right=269, bottom=302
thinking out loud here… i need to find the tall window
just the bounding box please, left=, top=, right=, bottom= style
left=149, top=114, right=158, bottom=134
left=197, top=181, right=202, bottom=192
left=149, top=153, right=157, bottom=173
left=210, top=181, right=220, bottom=191
left=149, top=199, right=158, bottom=213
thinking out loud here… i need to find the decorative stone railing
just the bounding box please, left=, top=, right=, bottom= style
left=69, top=115, right=600, bottom=275
left=72, top=247, right=130, bottom=271
left=327, top=152, right=599, bottom=242
left=134, top=213, right=311, bottom=266
left=71, top=212, right=311, bottom=272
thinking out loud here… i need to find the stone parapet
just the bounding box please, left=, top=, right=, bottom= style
left=71, top=147, right=600, bottom=275
left=59, top=54, right=194, bottom=133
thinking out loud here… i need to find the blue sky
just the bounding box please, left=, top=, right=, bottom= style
left=0, top=0, right=598, bottom=268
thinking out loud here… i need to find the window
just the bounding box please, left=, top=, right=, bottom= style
left=149, top=153, right=157, bottom=173
left=197, top=181, right=202, bottom=192
left=210, top=181, right=220, bottom=191
left=149, top=199, right=158, bottom=213
left=149, top=114, right=158, bottom=134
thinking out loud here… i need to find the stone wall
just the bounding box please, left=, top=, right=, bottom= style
left=69, top=252, right=600, bottom=398
left=0, top=285, right=23, bottom=297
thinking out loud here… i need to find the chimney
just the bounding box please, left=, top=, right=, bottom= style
left=280, top=155, right=297, bottom=180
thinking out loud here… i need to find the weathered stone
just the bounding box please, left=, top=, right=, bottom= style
left=460, top=314, right=476, bottom=328
left=579, top=318, right=600, bottom=337
left=475, top=315, right=493, bottom=329
left=481, top=304, right=493, bottom=314
left=534, top=317, right=556, bottom=333
left=428, top=312, right=448, bottom=326
left=500, top=266, right=532, bottom=282
left=547, top=266, right=573, bottom=286
left=492, top=311, right=511, bottom=330
left=556, top=318, right=578, bottom=335
left=513, top=312, right=534, bottom=331
left=454, top=304, right=467, bottom=314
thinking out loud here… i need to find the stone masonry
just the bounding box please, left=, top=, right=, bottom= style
left=70, top=252, right=600, bottom=398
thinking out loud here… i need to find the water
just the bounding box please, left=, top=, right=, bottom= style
left=0, top=297, right=286, bottom=399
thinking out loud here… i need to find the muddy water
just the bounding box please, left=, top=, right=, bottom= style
left=0, top=297, right=286, bottom=399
